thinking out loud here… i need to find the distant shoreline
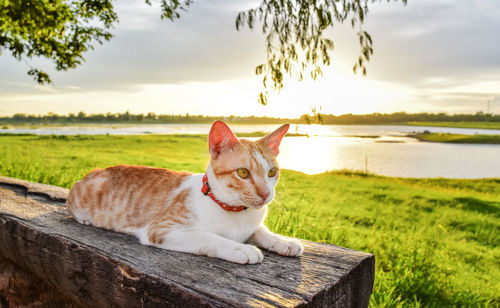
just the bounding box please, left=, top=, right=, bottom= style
left=403, top=121, right=500, bottom=130
left=1, top=112, right=499, bottom=129
left=2, top=121, right=500, bottom=131
left=411, top=132, right=500, bottom=144
left=2, top=128, right=500, bottom=145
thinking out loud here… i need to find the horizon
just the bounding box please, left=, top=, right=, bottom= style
left=2, top=110, right=498, bottom=120
left=1, top=0, right=500, bottom=117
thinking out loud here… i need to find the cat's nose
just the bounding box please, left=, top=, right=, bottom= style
left=258, top=191, right=270, bottom=201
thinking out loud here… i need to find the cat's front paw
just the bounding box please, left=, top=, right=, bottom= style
left=223, top=244, right=264, bottom=264
left=270, top=238, right=303, bottom=257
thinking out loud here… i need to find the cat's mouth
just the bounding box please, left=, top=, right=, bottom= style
left=249, top=202, right=267, bottom=210
left=238, top=196, right=265, bottom=209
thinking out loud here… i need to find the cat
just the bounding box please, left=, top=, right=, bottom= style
left=66, top=120, right=303, bottom=264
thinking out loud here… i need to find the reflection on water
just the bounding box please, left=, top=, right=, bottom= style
left=2, top=124, right=499, bottom=178
left=292, top=124, right=500, bottom=137
left=4, top=123, right=500, bottom=136
left=278, top=136, right=500, bottom=178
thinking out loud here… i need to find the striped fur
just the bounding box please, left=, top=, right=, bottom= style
left=67, top=121, right=303, bottom=264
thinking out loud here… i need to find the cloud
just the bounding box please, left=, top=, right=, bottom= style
left=0, top=0, right=266, bottom=93
left=0, top=0, right=499, bottom=115
left=350, top=0, right=500, bottom=113
left=364, top=0, right=500, bottom=81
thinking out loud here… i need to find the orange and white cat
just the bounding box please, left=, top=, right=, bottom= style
left=66, top=121, right=303, bottom=264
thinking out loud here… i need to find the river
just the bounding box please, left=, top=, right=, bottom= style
left=2, top=124, right=499, bottom=178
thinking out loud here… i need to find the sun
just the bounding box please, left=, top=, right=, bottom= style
left=266, top=66, right=410, bottom=117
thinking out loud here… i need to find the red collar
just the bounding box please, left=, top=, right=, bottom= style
left=201, top=174, right=247, bottom=212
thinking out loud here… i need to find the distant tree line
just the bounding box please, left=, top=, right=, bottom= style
left=300, top=112, right=500, bottom=124
left=0, top=112, right=297, bottom=124
left=1, top=111, right=499, bottom=125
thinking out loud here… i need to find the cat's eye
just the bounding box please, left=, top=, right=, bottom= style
left=237, top=168, right=250, bottom=179
left=268, top=167, right=277, bottom=177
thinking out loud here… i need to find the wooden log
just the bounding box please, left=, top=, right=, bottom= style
left=0, top=176, right=375, bottom=307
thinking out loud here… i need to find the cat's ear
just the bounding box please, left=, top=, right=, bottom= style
left=260, top=124, right=289, bottom=156
left=208, top=121, right=239, bottom=159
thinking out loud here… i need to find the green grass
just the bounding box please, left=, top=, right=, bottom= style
left=1, top=134, right=499, bottom=307
left=415, top=132, right=500, bottom=144
left=406, top=121, right=500, bottom=130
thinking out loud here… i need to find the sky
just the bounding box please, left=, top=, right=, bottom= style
left=1, top=0, right=499, bottom=118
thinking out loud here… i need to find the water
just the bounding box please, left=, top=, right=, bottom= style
left=2, top=123, right=500, bottom=136
left=2, top=124, right=499, bottom=178
left=278, top=136, right=500, bottom=178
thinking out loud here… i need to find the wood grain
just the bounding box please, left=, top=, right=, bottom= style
left=0, top=176, right=374, bottom=307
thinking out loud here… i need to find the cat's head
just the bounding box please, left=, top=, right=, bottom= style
left=206, top=121, right=289, bottom=209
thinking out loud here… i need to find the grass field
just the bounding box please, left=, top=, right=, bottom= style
left=1, top=134, right=499, bottom=307
left=406, top=121, right=500, bottom=130
left=415, top=132, right=500, bottom=144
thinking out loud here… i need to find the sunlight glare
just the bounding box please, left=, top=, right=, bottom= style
left=279, top=137, right=343, bottom=174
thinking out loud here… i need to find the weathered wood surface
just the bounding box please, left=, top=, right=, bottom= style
left=0, top=176, right=375, bottom=307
